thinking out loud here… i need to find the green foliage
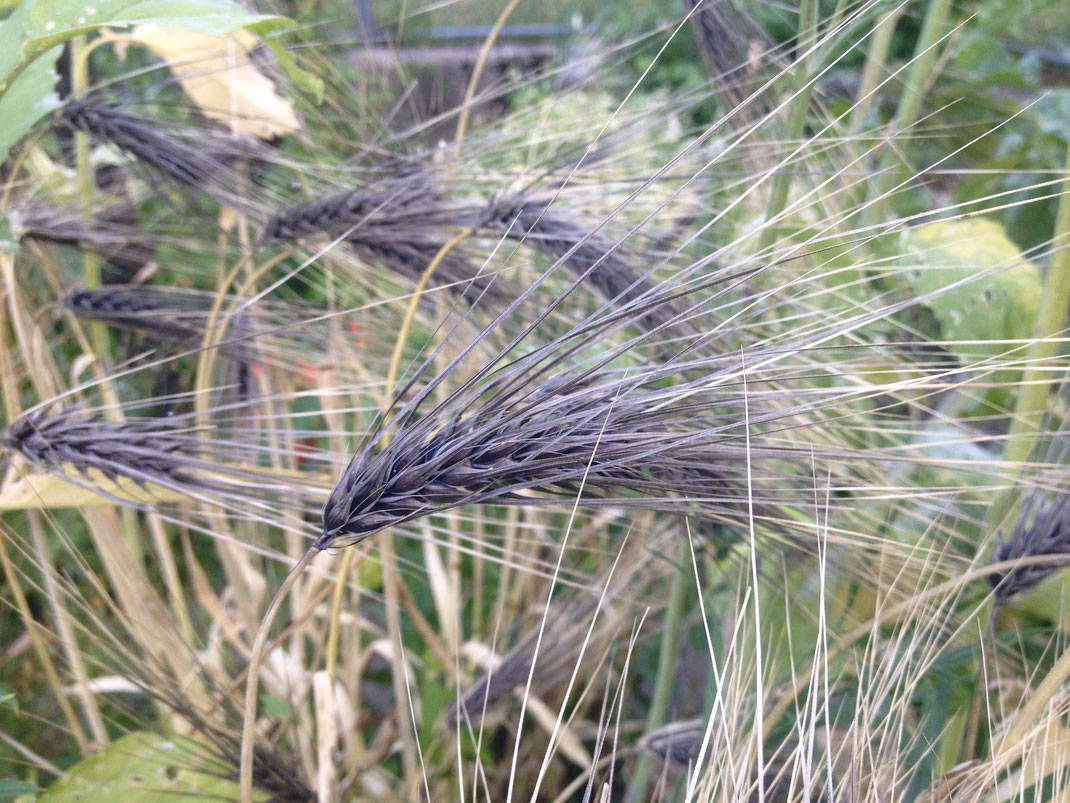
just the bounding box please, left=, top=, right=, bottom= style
left=0, top=779, right=37, bottom=801
left=0, top=45, right=62, bottom=164
left=900, top=217, right=1042, bottom=410
left=38, top=732, right=268, bottom=801
left=0, top=0, right=293, bottom=163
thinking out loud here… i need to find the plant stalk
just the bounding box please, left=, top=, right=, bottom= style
left=988, top=138, right=1070, bottom=528
left=757, top=0, right=819, bottom=252
left=624, top=540, right=690, bottom=803
left=866, top=0, right=954, bottom=224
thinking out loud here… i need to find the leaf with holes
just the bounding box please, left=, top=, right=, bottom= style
left=899, top=217, right=1042, bottom=410
left=38, top=731, right=269, bottom=801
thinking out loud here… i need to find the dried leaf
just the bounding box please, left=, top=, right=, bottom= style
left=125, top=25, right=299, bottom=139
left=521, top=693, right=592, bottom=768
left=0, top=471, right=186, bottom=511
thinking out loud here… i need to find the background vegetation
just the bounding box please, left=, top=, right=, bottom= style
left=0, top=0, right=1069, bottom=800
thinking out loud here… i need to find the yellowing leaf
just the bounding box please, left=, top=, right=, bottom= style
left=0, top=471, right=187, bottom=511
left=124, top=24, right=299, bottom=139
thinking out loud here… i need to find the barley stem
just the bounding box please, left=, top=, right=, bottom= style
left=453, top=0, right=524, bottom=153
left=992, top=138, right=1070, bottom=516
left=322, top=227, right=475, bottom=791
left=69, top=37, right=108, bottom=362
left=998, top=638, right=1070, bottom=760
left=240, top=545, right=320, bottom=803
left=849, top=5, right=906, bottom=135
left=28, top=510, right=110, bottom=744
left=325, top=229, right=475, bottom=683
left=624, top=539, right=689, bottom=803
left=758, top=0, right=819, bottom=252
left=866, top=0, right=954, bottom=224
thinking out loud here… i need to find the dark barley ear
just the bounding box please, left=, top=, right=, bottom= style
left=16, top=201, right=144, bottom=250
left=345, top=226, right=513, bottom=306
left=261, top=177, right=518, bottom=304
left=317, top=369, right=771, bottom=551
left=483, top=195, right=690, bottom=333
left=3, top=403, right=325, bottom=511
left=258, top=176, right=443, bottom=245
left=55, top=95, right=255, bottom=211
left=64, top=285, right=262, bottom=362
left=683, top=0, right=769, bottom=124
left=263, top=177, right=688, bottom=327
left=989, top=488, right=1070, bottom=603
left=636, top=718, right=707, bottom=765
left=5, top=405, right=205, bottom=490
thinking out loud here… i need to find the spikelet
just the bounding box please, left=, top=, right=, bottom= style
left=989, top=488, right=1070, bottom=603
left=55, top=95, right=258, bottom=210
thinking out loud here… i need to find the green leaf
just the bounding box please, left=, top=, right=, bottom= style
left=0, top=0, right=295, bottom=165
left=0, top=778, right=38, bottom=801
left=899, top=217, right=1042, bottom=410
left=38, top=731, right=269, bottom=802
left=0, top=45, right=62, bottom=165
left=259, top=693, right=292, bottom=719
left=1028, top=88, right=1070, bottom=141
left=19, top=1, right=291, bottom=62
left=0, top=2, right=35, bottom=88
left=0, top=684, right=18, bottom=711
left=257, top=27, right=324, bottom=104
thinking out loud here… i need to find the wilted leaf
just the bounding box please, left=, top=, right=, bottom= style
left=0, top=471, right=188, bottom=510
left=38, top=731, right=269, bottom=801
left=121, top=24, right=300, bottom=139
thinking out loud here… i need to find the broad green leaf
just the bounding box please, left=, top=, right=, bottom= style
left=899, top=217, right=1042, bottom=410
left=0, top=45, right=62, bottom=165
left=38, top=731, right=269, bottom=802
left=0, top=1, right=35, bottom=90
left=0, top=1, right=295, bottom=163
left=19, top=1, right=290, bottom=61
left=1028, top=88, right=1070, bottom=141
left=0, top=778, right=37, bottom=801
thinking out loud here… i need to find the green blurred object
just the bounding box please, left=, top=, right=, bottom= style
left=38, top=732, right=268, bottom=802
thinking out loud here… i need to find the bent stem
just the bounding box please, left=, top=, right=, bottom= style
left=240, top=546, right=320, bottom=803
left=452, top=0, right=524, bottom=153
left=322, top=227, right=475, bottom=789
